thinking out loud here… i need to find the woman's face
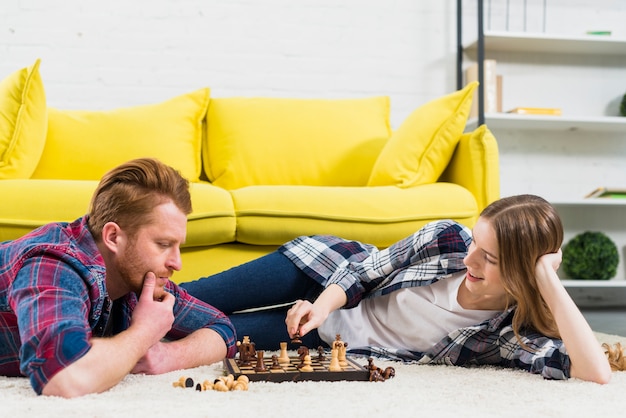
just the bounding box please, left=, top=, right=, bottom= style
left=462, top=217, right=509, bottom=306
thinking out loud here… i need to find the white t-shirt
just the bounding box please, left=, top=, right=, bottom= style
left=318, top=272, right=499, bottom=352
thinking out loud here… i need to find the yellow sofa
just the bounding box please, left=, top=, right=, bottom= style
left=0, top=59, right=499, bottom=283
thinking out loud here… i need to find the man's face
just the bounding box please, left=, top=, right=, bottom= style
left=114, top=201, right=187, bottom=296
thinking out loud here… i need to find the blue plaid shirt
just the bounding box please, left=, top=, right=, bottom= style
left=279, top=220, right=571, bottom=380
left=0, top=216, right=237, bottom=394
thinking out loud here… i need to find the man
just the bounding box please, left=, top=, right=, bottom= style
left=0, top=158, right=236, bottom=397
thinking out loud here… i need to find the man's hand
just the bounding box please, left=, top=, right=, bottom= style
left=130, top=272, right=175, bottom=345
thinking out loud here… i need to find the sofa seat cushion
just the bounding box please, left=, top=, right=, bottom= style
left=0, top=179, right=97, bottom=241
left=0, top=179, right=236, bottom=247
left=205, top=96, right=391, bottom=189
left=231, top=183, right=477, bottom=247
left=185, top=182, right=236, bottom=247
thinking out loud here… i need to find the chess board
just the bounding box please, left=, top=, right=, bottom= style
left=222, top=355, right=370, bottom=383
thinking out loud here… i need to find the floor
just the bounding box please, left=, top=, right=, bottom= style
left=581, top=308, right=626, bottom=336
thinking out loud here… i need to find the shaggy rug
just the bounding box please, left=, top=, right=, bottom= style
left=1, top=332, right=624, bottom=418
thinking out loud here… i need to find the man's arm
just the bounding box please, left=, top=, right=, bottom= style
left=42, top=274, right=175, bottom=398
left=131, top=328, right=227, bottom=374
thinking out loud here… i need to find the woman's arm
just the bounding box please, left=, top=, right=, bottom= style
left=291, top=220, right=471, bottom=309
left=535, top=252, right=612, bottom=384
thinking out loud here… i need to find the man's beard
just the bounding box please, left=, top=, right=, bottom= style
left=115, top=239, right=146, bottom=295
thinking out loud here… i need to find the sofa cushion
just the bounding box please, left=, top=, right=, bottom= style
left=231, top=183, right=477, bottom=247
left=0, top=179, right=96, bottom=241
left=0, top=179, right=236, bottom=247
left=0, top=59, right=47, bottom=180
left=204, top=96, right=391, bottom=189
left=367, top=82, right=477, bottom=188
left=185, top=182, right=236, bottom=247
left=31, top=88, right=210, bottom=182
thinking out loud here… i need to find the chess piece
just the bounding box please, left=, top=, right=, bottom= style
left=300, top=354, right=314, bottom=372
left=333, top=334, right=348, bottom=367
left=297, top=346, right=309, bottom=367
left=254, top=350, right=267, bottom=372
left=236, top=335, right=256, bottom=366
left=278, top=342, right=290, bottom=365
left=328, top=347, right=342, bottom=371
left=270, top=354, right=282, bottom=370
left=367, top=357, right=396, bottom=382
left=317, top=346, right=326, bottom=361
left=338, top=341, right=348, bottom=367
left=291, top=331, right=302, bottom=344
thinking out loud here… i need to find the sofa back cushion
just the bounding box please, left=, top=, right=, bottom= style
left=367, top=82, right=477, bottom=188
left=0, top=59, right=48, bottom=179
left=31, top=88, right=210, bottom=181
left=204, top=96, right=391, bottom=189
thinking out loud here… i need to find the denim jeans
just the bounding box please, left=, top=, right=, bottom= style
left=180, top=251, right=328, bottom=350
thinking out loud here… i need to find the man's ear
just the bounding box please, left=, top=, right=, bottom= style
left=101, top=222, right=123, bottom=254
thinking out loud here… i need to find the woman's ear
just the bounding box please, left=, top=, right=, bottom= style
left=101, top=222, right=123, bottom=254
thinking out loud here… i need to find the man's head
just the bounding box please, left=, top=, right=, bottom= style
left=88, top=158, right=193, bottom=297
left=88, top=158, right=192, bottom=242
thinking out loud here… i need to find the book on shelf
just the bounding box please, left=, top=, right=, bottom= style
left=507, top=107, right=562, bottom=116
left=585, top=187, right=626, bottom=199
left=465, top=60, right=501, bottom=118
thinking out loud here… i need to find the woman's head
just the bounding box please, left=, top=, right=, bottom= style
left=479, top=194, right=564, bottom=338
left=87, top=158, right=192, bottom=242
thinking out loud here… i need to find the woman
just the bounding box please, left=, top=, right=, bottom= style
left=181, top=194, right=618, bottom=383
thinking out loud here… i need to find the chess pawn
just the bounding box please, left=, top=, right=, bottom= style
left=328, top=347, right=342, bottom=371
left=300, top=354, right=314, bottom=372
left=278, top=342, right=290, bottom=365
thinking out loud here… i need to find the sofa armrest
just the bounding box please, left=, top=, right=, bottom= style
left=439, top=125, right=500, bottom=214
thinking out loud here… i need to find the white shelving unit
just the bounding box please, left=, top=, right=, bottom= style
left=458, top=5, right=626, bottom=307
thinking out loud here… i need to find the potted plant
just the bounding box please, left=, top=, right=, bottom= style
left=562, top=231, right=619, bottom=280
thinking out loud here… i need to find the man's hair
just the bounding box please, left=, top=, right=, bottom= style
left=480, top=194, right=564, bottom=343
left=87, top=158, right=192, bottom=241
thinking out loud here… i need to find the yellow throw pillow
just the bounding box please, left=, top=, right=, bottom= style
left=204, top=96, right=391, bottom=189
left=367, top=82, right=478, bottom=187
left=0, top=59, right=47, bottom=179
left=31, top=88, right=210, bottom=182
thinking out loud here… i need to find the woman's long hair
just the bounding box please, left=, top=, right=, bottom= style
left=483, top=194, right=625, bottom=369
left=480, top=194, right=563, bottom=342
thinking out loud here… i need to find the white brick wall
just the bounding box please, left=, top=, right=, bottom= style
left=0, top=0, right=460, bottom=127
left=2, top=1, right=625, bottom=198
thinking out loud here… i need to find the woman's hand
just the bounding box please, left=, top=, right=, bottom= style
left=284, top=284, right=347, bottom=339
left=285, top=299, right=328, bottom=338
left=536, top=249, right=562, bottom=277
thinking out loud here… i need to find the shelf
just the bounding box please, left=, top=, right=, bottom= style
left=551, top=199, right=626, bottom=207
left=466, top=114, right=626, bottom=132
left=561, top=280, right=626, bottom=287
left=464, top=31, right=626, bottom=55
left=564, top=281, right=626, bottom=307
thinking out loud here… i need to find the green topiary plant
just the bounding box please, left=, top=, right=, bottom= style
left=562, top=231, right=619, bottom=280
left=621, top=92, right=626, bottom=117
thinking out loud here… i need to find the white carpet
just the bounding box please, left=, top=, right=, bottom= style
left=2, top=332, right=625, bottom=418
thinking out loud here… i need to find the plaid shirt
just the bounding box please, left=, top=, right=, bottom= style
left=280, top=220, right=571, bottom=380
left=0, top=217, right=236, bottom=395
